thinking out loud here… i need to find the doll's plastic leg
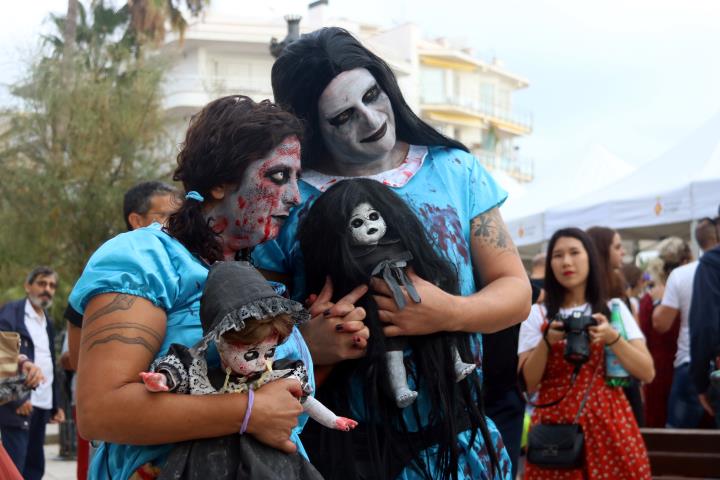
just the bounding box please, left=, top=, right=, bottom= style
left=386, top=350, right=417, bottom=408
left=452, top=347, right=476, bottom=382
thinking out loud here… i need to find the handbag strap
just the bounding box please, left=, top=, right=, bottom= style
left=573, top=361, right=601, bottom=423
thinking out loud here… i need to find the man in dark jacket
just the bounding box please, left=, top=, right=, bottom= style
left=689, top=214, right=720, bottom=428
left=0, top=266, right=64, bottom=479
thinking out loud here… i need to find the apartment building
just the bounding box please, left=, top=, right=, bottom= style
left=162, top=1, right=533, bottom=182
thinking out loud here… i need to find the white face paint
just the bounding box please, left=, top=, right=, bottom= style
left=216, top=334, right=279, bottom=379
left=317, top=68, right=397, bottom=168
left=348, top=202, right=387, bottom=246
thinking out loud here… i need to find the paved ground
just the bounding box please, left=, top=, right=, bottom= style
left=44, top=443, right=76, bottom=480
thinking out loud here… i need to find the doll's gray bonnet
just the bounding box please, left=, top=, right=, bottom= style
left=193, top=261, right=309, bottom=353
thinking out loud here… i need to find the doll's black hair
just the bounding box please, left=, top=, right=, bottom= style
left=271, top=27, right=468, bottom=170
left=298, top=178, right=498, bottom=480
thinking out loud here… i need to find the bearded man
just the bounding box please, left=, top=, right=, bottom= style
left=0, top=266, right=65, bottom=480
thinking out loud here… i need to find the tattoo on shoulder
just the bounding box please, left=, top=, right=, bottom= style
left=471, top=209, right=516, bottom=252
left=84, top=294, right=136, bottom=327
left=82, top=323, right=163, bottom=346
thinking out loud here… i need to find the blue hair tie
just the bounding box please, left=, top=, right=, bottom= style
left=185, top=191, right=204, bottom=202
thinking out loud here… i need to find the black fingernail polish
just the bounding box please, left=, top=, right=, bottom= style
left=323, top=309, right=331, bottom=316
left=335, top=324, right=343, bottom=331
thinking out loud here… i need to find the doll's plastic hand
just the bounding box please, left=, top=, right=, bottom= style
left=301, top=277, right=370, bottom=366
left=589, top=313, right=616, bottom=344
left=373, top=269, right=458, bottom=337
left=247, top=378, right=304, bottom=453
left=21, top=361, right=45, bottom=388
left=139, top=372, right=169, bottom=392
left=334, top=417, right=358, bottom=431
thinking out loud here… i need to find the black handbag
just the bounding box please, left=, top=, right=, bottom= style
left=525, top=361, right=600, bottom=470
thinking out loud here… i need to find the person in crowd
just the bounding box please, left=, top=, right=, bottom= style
left=529, top=253, right=546, bottom=304
left=622, top=263, right=645, bottom=320
left=655, top=223, right=719, bottom=428
left=0, top=266, right=65, bottom=480
left=0, top=355, right=45, bottom=480
left=638, top=250, right=679, bottom=427
left=519, top=228, right=653, bottom=479
left=64, top=180, right=180, bottom=479
left=68, top=96, right=356, bottom=479
left=689, top=213, right=720, bottom=427
left=586, top=226, right=644, bottom=426
left=254, top=26, right=530, bottom=480
left=123, top=181, right=180, bottom=231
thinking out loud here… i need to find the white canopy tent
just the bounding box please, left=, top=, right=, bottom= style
left=501, top=144, right=636, bottom=250
left=544, top=111, right=720, bottom=241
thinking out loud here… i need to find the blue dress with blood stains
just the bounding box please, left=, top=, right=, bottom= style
left=68, top=224, right=314, bottom=480
left=253, top=145, right=512, bottom=479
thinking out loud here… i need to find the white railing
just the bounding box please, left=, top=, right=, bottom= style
left=473, top=148, right=534, bottom=182
left=421, top=94, right=533, bottom=131
left=163, top=74, right=274, bottom=101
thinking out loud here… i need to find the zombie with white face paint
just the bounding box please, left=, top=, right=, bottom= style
left=139, top=262, right=355, bottom=480
left=255, top=27, right=533, bottom=479
left=67, top=96, right=347, bottom=479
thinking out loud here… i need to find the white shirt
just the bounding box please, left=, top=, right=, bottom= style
left=661, top=261, right=698, bottom=367
left=24, top=300, right=54, bottom=409
left=518, top=299, right=644, bottom=355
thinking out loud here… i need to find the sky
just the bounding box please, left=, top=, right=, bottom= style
left=2, top=0, right=719, bottom=182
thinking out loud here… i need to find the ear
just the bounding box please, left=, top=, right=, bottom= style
left=127, top=212, right=144, bottom=231
left=210, top=185, right=226, bottom=201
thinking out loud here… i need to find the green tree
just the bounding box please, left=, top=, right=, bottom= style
left=0, top=0, right=208, bottom=321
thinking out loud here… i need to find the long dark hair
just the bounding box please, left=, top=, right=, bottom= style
left=585, top=226, right=626, bottom=300
left=298, top=179, right=495, bottom=480
left=271, top=27, right=467, bottom=169
left=165, top=95, right=303, bottom=262
left=544, top=228, right=610, bottom=319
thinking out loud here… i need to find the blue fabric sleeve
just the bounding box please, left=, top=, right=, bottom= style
left=69, top=229, right=180, bottom=314
left=465, top=150, right=508, bottom=219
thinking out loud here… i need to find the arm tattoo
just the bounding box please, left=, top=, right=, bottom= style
left=82, top=323, right=162, bottom=346
left=87, top=334, right=155, bottom=354
left=471, top=208, right=516, bottom=253
left=84, top=294, right=136, bottom=327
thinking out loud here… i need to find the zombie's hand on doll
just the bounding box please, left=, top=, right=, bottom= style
left=334, top=417, right=358, bottom=431
left=139, top=371, right=169, bottom=392
left=301, top=276, right=370, bottom=366
left=372, top=268, right=459, bottom=337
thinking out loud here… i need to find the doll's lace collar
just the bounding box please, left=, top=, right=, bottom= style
left=301, top=145, right=428, bottom=192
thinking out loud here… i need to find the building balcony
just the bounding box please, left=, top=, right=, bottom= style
left=163, top=74, right=274, bottom=115
left=420, top=95, right=532, bottom=136
left=473, top=148, right=534, bottom=183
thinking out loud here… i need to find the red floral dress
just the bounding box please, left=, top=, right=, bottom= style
left=525, top=338, right=651, bottom=479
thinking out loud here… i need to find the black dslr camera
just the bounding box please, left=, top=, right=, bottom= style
left=555, top=311, right=597, bottom=365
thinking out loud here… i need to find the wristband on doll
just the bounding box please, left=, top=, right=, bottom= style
left=239, top=389, right=254, bottom=434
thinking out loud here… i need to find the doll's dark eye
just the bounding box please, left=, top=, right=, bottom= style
left=244, top=351, right=259, bottom=361
left=351, top=218, right=364, bottom=228
left=368, top=212, right=379, bottom=221
left=265, top=348, right=276, bottom=358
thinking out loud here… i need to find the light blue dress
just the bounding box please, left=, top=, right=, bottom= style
left=69, top=224, right=314, bottom=480
left=253, top=146, right=513, bottom=479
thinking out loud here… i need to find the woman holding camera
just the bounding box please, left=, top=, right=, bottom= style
left=518, top=228, right=653, bottom=479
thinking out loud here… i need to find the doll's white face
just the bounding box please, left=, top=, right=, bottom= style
left=217, top=333, right=279, bottom=379
left=348, top=202, right=387, bottom=246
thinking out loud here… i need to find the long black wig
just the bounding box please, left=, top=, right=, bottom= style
left=271, top=27, right=468, bottom=170
left=298, top=178, right=498, bottom=480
